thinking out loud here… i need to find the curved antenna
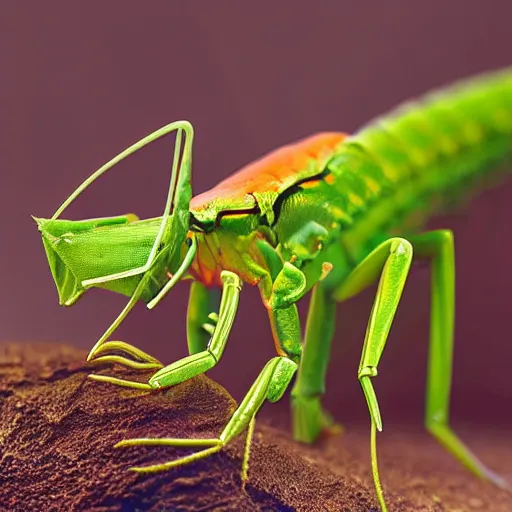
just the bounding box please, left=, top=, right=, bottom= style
left=52, top=121, right=192, bottom=220
left=57, top=121, right=195, bottom=361
left=147, top=235, right=198, bottom=310
left=53, top=120, right=194, bottom=286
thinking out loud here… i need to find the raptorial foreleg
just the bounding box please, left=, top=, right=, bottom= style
left=87, top=280, right=220, bottom=373
left=88, top=271, right=241, bottom=390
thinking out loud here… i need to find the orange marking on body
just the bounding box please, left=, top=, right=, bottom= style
left=190, top=132, right=348, bottom=210
left=300, top=179, right=320, bottom=189
left=324, top=173, right=336, bottom=185
left=320, top=262, right=333, bottom=281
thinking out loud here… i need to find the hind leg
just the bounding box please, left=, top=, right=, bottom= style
left=412, top=229, right=509, bottom=489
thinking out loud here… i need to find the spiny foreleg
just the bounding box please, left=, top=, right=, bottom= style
left=88, top=271, right=241, bottom=390
left=87, top=281, right=219, bottom=375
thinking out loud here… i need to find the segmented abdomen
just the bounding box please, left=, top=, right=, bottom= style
left=325, top=68, right=512, bottom=238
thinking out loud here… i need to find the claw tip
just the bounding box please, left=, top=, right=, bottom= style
left=148, top=379, right=161, bottom=389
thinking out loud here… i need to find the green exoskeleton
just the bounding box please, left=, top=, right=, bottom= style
left=36, top=68, right=512, bottom=511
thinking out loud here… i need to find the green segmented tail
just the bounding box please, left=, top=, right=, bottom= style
left=359, top=67, right=511, bottom=181
left=326, top=68, right=512, bottom=234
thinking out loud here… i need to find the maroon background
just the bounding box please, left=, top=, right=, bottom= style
left=1, top=2, right=511, bottom=431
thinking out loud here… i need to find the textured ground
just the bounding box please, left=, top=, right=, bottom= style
left=0, top=342, right=511, bottom=511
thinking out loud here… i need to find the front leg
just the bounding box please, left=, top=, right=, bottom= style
left=87, top=281, right=219, bottom=373
left=113, top=256, right=302, bottom=480
left=88, top=271, right=241, bottom=390
left=116, top=356, right=297, bottom=478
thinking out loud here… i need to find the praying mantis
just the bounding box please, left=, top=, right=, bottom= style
left=35, top=67, right=512, bottom=511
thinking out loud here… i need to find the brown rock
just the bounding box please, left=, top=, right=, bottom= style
left=0, top=343, right=511, bottom=512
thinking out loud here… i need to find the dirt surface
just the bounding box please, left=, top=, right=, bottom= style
left=0, top=342, right=510, bottom=511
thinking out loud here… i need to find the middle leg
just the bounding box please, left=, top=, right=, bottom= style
left=411, top=229, right=509, bottom=489
left=334, top=236, right=414, bottom=512
left=115, top=264, right=305, bottom=477
left=291, top=281, right=340, bottom=443
left=116, top=356, right=298, bottom=476
left=114, top=238, right=311, bottom=479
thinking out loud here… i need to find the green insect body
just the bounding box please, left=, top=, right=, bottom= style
left=36, top=68, right=512, bottom=511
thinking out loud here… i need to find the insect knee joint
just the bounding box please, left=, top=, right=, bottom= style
left=358, top=366, right=378, bottom=380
